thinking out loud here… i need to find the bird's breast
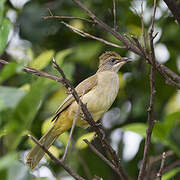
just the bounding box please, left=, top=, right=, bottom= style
left=83, top=71, right=120, bottom=119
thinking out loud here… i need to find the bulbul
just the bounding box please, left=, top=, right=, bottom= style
left=26, top=51, right=131, bottom=170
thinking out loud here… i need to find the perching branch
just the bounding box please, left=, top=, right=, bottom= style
left=52, top=58, right=129, bottom=180
left=28, top=134, right=85, bottom=180
left=0, top=58, right=129, bottom=180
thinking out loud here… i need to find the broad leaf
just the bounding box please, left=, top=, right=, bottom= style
left=6, top=79, right=53, bottom=150
left=0, top=0, right=6, bottom=24
left=30, top=50, right=54, bottom=70
left=76, top=132, right=95, bottom=149
left=0, top=18, right=12, bottom=55
left=0, top=61, right=24, bottom=83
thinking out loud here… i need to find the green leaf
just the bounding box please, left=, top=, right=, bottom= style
left=0, top=0, right=6, bottom=24
left=30, top=50, right=54, bottom=70
left=0, top=62, right=24, bottom=83
left=121, top=123, right=147, bottom=137
left=0, top=18, right=12, bottom=56
left=55, top=48, right=73, bottom=66
left=0, top=86, right=26, bottom=111
left=76, top=132, right=95, bottom=149
left=0, top=153, right=17, bottom=171
left=6, top=79, right=53, bottom=150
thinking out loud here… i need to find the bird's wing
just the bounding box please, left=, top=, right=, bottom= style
left=52, top=74, right=98, bottom=121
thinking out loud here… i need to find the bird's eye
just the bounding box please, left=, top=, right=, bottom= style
left=111, top=58, right=116, bottom=63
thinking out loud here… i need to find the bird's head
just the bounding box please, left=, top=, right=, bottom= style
left=97, top=51, right=132, bottom=73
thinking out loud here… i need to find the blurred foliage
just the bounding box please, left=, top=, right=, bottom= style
left=0, top=0, right=180, bottom=179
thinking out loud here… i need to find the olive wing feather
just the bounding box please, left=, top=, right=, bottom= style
left=52, top=74, right=97, bottom=121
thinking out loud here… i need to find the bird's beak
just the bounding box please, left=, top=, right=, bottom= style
left=121, top=57, right=132, bottom=62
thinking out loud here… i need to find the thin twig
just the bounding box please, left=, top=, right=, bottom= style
left=72, top=0, right=141, bottom=55
left=43, top=8, right=94, bottom=24
left=157, top=152, right=167, bottom=180
left=61, top=21, right=126, bottom=49
left=28, top=134, right=85, bottom=180
left=83, top=139, right=122, bottom=177
left=146, top=150, right=174, bottom=179
left=138, top=1, right=157, bottom=179
left=113, top=0, right=117, bottom=30
left=150, top=159, right=180, bottom=179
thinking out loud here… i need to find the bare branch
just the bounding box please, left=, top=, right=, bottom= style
left=43, top=8, right=94, bottom=24
left=157, top=152, right=167, bottom=180
left=72, top=0, right=141, bottom=55
left=61, top=21, right=126, bottom=49
left=28, top=134, right=85, bottom=180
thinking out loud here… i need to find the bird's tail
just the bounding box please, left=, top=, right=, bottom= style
left=26, top=126, right=59, bottom=170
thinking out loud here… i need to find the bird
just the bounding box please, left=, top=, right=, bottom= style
left=26, top=51, right=131, bottom=170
